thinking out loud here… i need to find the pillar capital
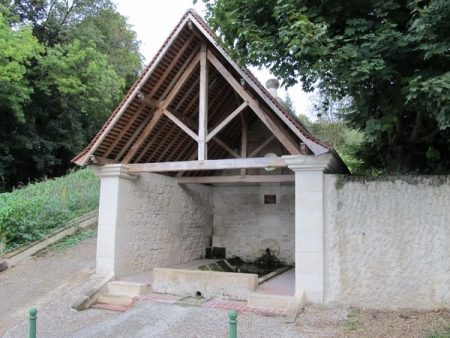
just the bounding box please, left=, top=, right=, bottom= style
left=283, top=154, right=333, bottom=172
left=91, top=164, right=138, bottom=180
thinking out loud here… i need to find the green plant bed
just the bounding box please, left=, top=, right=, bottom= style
left=0, top=168, right=100, bottom=251
left=49, top=227, right=97, bottom=251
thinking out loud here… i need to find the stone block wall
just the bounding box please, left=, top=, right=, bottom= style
left=213, top=185, right=295, bottom=264
left=97, top=171, right=213, bottom=277
left=324, top=175, right=450, bottom=309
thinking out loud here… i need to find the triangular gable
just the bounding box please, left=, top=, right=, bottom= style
left=73, top=9, right=343, bottom=175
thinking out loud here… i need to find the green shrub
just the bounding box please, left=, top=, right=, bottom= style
left=0, top=168, right=99, bottom=251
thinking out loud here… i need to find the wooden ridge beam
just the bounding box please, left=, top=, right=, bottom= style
left=178, top=175, right=295, bottom=184
left=127, top=157, right=287, bottom=173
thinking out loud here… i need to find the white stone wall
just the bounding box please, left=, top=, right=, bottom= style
left=324, top=175, right=450, bottom=309
left=213, top=185, right=295, bottom=264
left=97, top=171, right=213, bottom=277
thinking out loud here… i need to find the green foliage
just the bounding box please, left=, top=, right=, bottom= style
left=49, top=228, right=96, bottom=251
left=70, top=7, right=143, bottom=88
left=202, top=0, right=450, bottom=174
left=36, top=39, right=124, bottom=117
left=0, top=12, right=43, bottom=121
left=299, top=117, right=364, bottom=174
left=425, top=326, right=450, bottom=338
left=0, top=0, right=143, bottom=188
left=0, top=168, right=99, bottom=251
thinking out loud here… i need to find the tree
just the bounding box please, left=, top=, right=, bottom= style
left=70, top=7, right=143, bottom=88
left=201, top=0, right=450, bottom=173
left=0, top=12, right=43, bottom=180
left=0, top=0, right=143, bottom=188
left=0, top=12, right=42, bottom=121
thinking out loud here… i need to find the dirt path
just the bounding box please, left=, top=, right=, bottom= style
left=0, top=235, right=97, bottom=335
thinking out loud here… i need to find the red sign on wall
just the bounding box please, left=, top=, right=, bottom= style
left=264, top=195, right=276, bottom=204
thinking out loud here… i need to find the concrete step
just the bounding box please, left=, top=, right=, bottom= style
left=247, top=293, right=293, bottom=311
left=108, top=281, right=150, bottom=296
left=97, top=292, right=136, bottom=306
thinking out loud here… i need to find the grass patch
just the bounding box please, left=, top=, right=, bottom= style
left=0, top=168, right=99, bottom=251
left=344, top=320, right=360, bottom=332
left=344, top=307, right=361, bottom=332
left=50, top=228, right=96, bottom=251
left=426, top=325, right=450, bottom=338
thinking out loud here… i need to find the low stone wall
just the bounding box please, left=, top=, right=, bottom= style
left=324, top=175, right=450, bottom=309
left=152, top=268, right=258, bottom=301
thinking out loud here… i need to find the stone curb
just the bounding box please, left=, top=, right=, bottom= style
left=71, top=272, right=115, bottom=312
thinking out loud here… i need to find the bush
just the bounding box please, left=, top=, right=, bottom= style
left=0, top=168, right=99, bottom=251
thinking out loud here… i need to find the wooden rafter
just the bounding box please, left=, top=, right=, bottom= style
left=174, top=77, right=199, bottom=112
left=137, top=92, right=159, bottom=108
left=127, top=157, right=287, bottom=173
left=212, top=137, right=240, bottom=158
left=114, top=110, right=154, bottom=161
left=164, top=109, right=198, bottom=141
left=158, top=45, right=200, bottom=102
left=89, top=155, right=117, bottom=165
left=206, top=101, right=248, bottom=142
left=121, top=52, right=202, bottom=163
left=178, top=175, right=294, bottom=184
left=148, top=34, right=196, bottom=97
left=121, top=108, right=165, bottom=163
left=103, top=103, right=147, bottom=157
left=160, top=52, right=201, bottom=107
left=260, top=104, right=304, bottom=154
left=207, top=52, right=301, bottom=155
left=137, top=118, right=174, bottom=162
left=155, top=123, right=184, bottom=162
left=248, top=135, right=276, bottom=158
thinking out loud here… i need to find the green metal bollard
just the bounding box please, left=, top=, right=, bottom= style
left=29, top=307, right=37, bottom=338
left=228, top=309, right=237, bottom=338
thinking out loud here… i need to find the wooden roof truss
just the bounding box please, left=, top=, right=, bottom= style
left=73, top=10, right=342, bottom=184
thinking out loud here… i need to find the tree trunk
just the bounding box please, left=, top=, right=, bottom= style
left=387, top=143, right=420, bottom=174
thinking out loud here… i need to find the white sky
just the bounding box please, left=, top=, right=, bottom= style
left=113, top=0, right=312, bottom=115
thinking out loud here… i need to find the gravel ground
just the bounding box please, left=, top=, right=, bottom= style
left=1, top=230, right=449, bottom=337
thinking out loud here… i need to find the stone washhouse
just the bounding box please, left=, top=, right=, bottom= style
left=73, top=10, right=349, bottom=312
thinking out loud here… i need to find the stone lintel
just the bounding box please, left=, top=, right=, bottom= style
left=91, top=164, right=138, bottom=180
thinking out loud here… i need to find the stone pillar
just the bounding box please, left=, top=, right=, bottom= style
left=283, top=154, right=331, bottom=303
left=92, top=164, right=137, bottom=277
